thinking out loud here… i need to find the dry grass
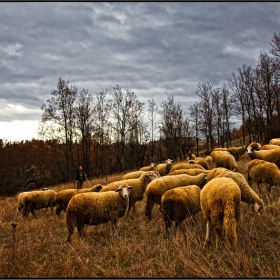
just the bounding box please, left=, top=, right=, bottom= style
left=1, top=158, right=280, bottom=278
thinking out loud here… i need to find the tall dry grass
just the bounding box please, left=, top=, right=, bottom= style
left=1, top=156, right=280, bottom=278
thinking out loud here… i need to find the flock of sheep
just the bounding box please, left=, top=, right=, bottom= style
left=16, top=137, right=280, bottom=250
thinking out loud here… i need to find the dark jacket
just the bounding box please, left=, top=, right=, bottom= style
left=75, top=169, right=86, bottom=181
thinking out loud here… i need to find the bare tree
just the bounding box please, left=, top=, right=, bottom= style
left=147, top=98, right=158, bottom=162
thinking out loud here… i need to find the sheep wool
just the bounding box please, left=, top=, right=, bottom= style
left=122, top=171, right=145, bottom=180
left=66, top=185, right=133, bottom=241
left=145, top=173, right=207, bottom=221
left=139, top=163, right=155, bottom=171
left=260, top=144, right=280, bottom=150
left=170, top=162, right=205, bottom=172
left=227, top=146, right=247, bottom=161
left=55, top=184, right=103, bottom=216
left=246, top=147, right=280, bottom=168
left=169, top=168, right=209, bottom=176
left=207, top=167, right=264, bottom=213
left=154, top=159, right=173, bottom=176
left=161, top=185, right=201, bottom=236
left=269, top=138, right=280, bottom=146
left=200, top=177, right=241, bottom=249
left=210, top=150, right=238, bottom=171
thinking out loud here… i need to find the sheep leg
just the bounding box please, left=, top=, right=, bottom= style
left=165, top=218, right=172, bottom=237
left=266, top=184, right=273, bottom=204
left=204, top=220, right=210, bottom=245
left=145, top=196, right=155, bottom=221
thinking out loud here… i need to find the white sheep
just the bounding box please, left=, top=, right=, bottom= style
left=269, top=138, right=280, bottom=146
left=161, top=185, right=201, bottom=236
left=139, top=163, right=155, bottom=171
left=200, top=177, right=241, bottom=250
left=21, top=189, right=57, bottom=217
left=247, top=159, right=280, bottom=204
left=207, top=167, right=264, bottom=213
left=145, top=173, right=207, bottom=221
left=55, top=184, right=103, bottom=216
left=170, top=162, right=205, bottom=172
left=122, top=170, right=145, bottom=180
left=169, top=168, right=209, bottom=176
left=246, top=147, right=280, bottom=168
left=66, top=184, right=134, bottom=241
left=210, top=150, right=238, bottom=171
left=227, top=145, right=247, bottom=161
left=155, top=159, right=173, bottom=176
left=100, top=171, right=159, bottom=215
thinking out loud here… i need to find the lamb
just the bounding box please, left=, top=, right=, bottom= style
left=145, top=173, right=207, bottom=221
left=161, top=185, right=201, bottom=236
left=155, top=159, right=173, bottom=176
left=139, top=163, right=155, bottom=171
left=247, top=159, right=280, bottom=204
left=169, top=168, right=209, bottom=176
left=55, top=184, right=103, bottom=216
left=227, top=145, right=247, bottom=161
left=200, top=177, right=241, bottom=250
left=21, top=189, right=57, bottom=217
left=170, top=162, right=205, bottom=172
left=207, top=167, right=264, bottom=213
left=186, top=151, right=196, bottom=160
left=260, top=144, right=280, bottom=150
left=210, top=150, right=238, bottom=171
left=269, top=138, right=280, bottom=146
left=66, top=184, right=133, bottom=242
left=246, top=147, right=280, bottom=168
left=100, top=171, right=159, bottom=214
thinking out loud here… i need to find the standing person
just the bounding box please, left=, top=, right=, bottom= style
left=75, top=165, right=86, bottom=189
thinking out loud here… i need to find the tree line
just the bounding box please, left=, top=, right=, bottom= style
left=1, top=33, right=280, bottom=196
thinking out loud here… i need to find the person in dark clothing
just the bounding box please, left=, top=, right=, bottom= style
left=75, top=165, right=86, bottom=189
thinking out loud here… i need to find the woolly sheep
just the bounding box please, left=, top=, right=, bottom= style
left=169, top=168, right=209, bottom=176
left=247, top=159, right=280, bottom=204
left=161, top=185, right=201, bottom=236
left=17, top=192, right=30, bottom=214
left=21, top=189, right=57, bottom=217
left=186, top=151, right=196, bottom=160
left=200, top=177, right=241, bottom=249
left=145, top=173, right=207, bottom=221
left=100, top=171, right=159, bottom=214
left=155, top=159, right=173, bottom=176
left=246, top=147, right=280, bottom=168
left=66, top=184, right=134, bottom=241
left=207, top=167, right=264, bottom=213
left=247, top=142, right=261, bottom=151
left=269, top=138, right=280, bottom=146
left=210, top=150, right=238, bottom=171
left=188, top=159, right=209, bottom=170
left=260, top=144, right=280, bottom=150
left=122, top=170, right=145, bottom=180
left=205, top=155, right=214, bottom=169
left=170, top=162, right=205, bottom=172
left=227, top=145, right=247, bottom=161
left=55, top=184, right=103, bottom=216
left=139, top=163, right=155, bottom=171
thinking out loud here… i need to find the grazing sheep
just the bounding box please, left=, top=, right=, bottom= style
left=207, top=167, right=264, bottom=213
left=210, top=150, right=238, bottom=171
left=212, top=148, right=228, bottom=152
left=66, top=184, right=134, bottom=242
left=246, top=147, right=280, bottom=168
left=247, top=159, right=280, bottom=204
left=247, top=142, right=261, bottom=151
left=188, top=159, right=209, bottom=170
left=269, top=138, right=280, bottom=146
left=155, top=159, right=173, bottom=176
left=169, top=168, right=209, bottom=176
left=186, top=151, right=196, bottom=160
left=200, top=177, right=241, bottom=250
left=55, top=184, right=103, bottom=216
left=145, top=173, right=207, bottom=221
left=22, top=189, right=57, bottom=218
left=227, top=145, right=247, bottom=161
left=205, top=155, right=214, bottom=169
left=260, top=144, right=280, bottom=150
left=170, top=162, right=205, bottom=172
left=100, top=171, right=159, bottom=214
left=161, top=185, right=201, bottom=236
left=139, top=163, right=155, bottom=171
left=122, top=170, right=145, bottom=180
left=17, top=192, right=30, bottom=214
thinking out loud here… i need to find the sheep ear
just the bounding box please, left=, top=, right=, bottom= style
left=128, top=186, right=134, bottom=190
left=115, top=186, right=122, bottom=192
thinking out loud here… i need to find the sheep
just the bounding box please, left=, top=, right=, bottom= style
left=122, top=170, right=145, bottom=180
left=210, top=150, right=239, bottom=171
left=269, top=138, right=280, bottom=146
left=205, top=155, right=214, bottom=169
left=247, top=159, right=280, bottom=204
left=169, top=168, right=209, bottom=176
left=21, top=189, right=57, bottom=218
left=207, top=167, right=264, bottom=213
left=188, top=159, right=209, bottom=170
left=186, top=151, right=196, bottom=160
left=247, top=141, right=261, bottom=151
left=100, top=171, right=159, bottom=215
left=170, top=162, right=205, bottom=172
left=161, top=185, right=201, bottom=236
left=260, top=144, right=280, bottom=150
left=55, top=184, right=103, bottom=216
left=139, top=163, right=155, bottom=171
left=17, top=192, right=30, bottom=214
left=66, top=184, right=134, bottom=242
left=200, top=177, right=241, bottom=250
left=227, top=145, right=247, bottom=161
left=155, top=159, right=173, bottom=176
left=246, top=147, right=280, bottom=168
left=145, top=173, right=207, bottom=221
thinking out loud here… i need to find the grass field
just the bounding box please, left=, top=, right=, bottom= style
left=1, top=154, right=280, bottom=278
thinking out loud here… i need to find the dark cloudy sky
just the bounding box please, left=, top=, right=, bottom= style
left=1, top=2, right=280, bottom=141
